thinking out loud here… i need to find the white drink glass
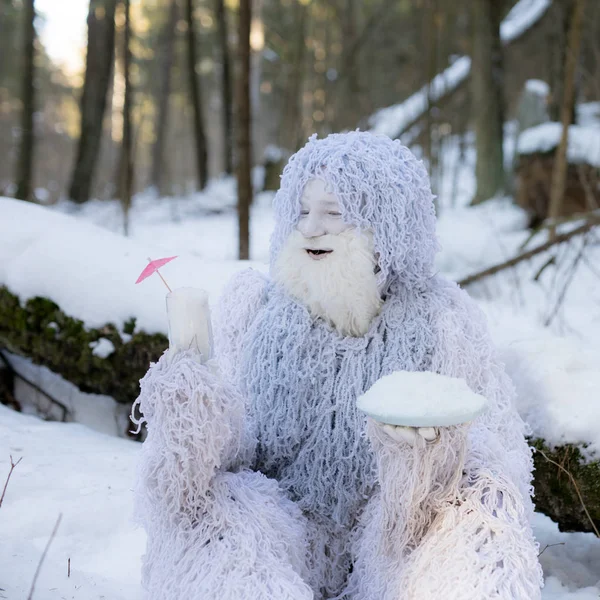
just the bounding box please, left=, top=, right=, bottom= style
left=166, top=287, right=213, bottom=361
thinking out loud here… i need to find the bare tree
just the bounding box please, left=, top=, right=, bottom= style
left=236, top=0, right=252, bottom=259
left=215, top=0, right=233, bottom=174
left=151, top=0, right=178, bottom=195
left=118, top=0, right=134, bottom=233
left=548, top=0, right=587, bottom=236
left=279, top=0, right=307, bottom=152
left=185, top=0, right=208, bottom=190
left=548, top=0, right=578, bottom=123
left=471, top=0, right=505, bottom=205
left=14, top=0, right=35, bottom=202
left=69, top=0, right=118, bottom=204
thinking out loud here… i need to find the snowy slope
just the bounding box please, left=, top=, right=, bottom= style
left=1, top=404, right=599, bottom=599
left=0, top=196, right=267, bottom=335
left=0, top=405, right=145, bottom=599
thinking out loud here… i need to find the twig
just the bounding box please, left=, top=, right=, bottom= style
left=0, top=455, right=23, bottom=509
left=458, top=216, right=599, bottom=287
left=0, top=350, right=68, bottom=421
left=536, top=448, right=599, bottom=538
left=544, top=234, right=589, bottom=326
left=532, top=255, right=555, bottom=282
left=519, top=210, right=599, bottom=251
left=27, top=513, right=62, bottom=600
left=538, top=542, right=565, bottom=557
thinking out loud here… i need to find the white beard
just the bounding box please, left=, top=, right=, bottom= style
left=273, top=229, right=383, bottom=337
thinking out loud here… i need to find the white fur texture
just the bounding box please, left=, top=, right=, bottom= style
left=273, top=229, right=382, bottom=337
left=134, top=131, right=543, bottom=599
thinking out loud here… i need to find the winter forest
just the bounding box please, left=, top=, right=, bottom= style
left=0, top=0, right=600, bottom=598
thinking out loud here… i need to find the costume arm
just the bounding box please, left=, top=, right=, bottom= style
left=131, top=269, right=268, bottom=530
left=400, top=280, right=543, bottom=598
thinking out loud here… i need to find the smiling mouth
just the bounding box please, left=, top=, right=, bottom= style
left=306, top=248, right=333, bottom=260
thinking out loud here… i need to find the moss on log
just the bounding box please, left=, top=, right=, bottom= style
left=0, top=285, right=167, bottom=405
left=531, top=438, right=600, bottom=534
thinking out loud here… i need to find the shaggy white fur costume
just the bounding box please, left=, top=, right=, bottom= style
left=132, top=131, right=543, bottom=599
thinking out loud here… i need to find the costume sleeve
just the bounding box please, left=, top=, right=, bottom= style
left=214, top=268, right=270, bottom=384
left=131, top=269, right=268, bottom=530
left=400, top=280, right=543, bottom=599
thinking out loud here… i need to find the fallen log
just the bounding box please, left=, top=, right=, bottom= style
left=0, top=285, right=167, bottom=406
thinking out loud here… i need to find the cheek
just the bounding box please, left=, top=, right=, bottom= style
left=325, top=217, right=352, bottom=235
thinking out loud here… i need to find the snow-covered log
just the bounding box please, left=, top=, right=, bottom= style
left=369, top=0, right=552, bottom=139
left=0, top=284, right=167, bottom=407
left=516, top=123, right=600, bottom=224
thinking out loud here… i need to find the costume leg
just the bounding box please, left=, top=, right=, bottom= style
left=141, top=469, right=314, bottom=600
left=346, top=421, right=541, bottom=600
left=399, top=487, right=542, bottom=599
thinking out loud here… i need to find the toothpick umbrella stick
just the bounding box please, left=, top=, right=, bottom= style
left=135, top=256, right=177, bottom=292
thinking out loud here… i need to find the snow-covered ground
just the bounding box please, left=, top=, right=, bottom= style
left=1, top=126, right=600, bottom=597
left=1, top=404, right=599, bottom=599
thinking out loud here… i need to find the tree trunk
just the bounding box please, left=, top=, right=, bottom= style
left=215, top=0, right=233, bottom=175
left=150, top=0, right=178, bottom=196
left=279, top=0, right=307, bottom=152
left=236, top=0, right=252, bottom=260
left=69, top=0, right=118, bottom=204
left=118, top=0, right=134, bottom=235
left=471, top=0, right=505, bottom=205
left=548, top=0, right=586, bottom=237
left=548, top=0, right=577, bottom=124
left=185, top=0, right=208, bottom=190
left=14, top=0, right=35, bottom=202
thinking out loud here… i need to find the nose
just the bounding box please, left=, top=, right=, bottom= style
left=297, top=214, right=326, bottom=238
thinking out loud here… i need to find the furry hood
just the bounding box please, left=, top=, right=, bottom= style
left=269, top=131, right=440, bottom=288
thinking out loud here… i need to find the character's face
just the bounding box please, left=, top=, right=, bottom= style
left=273, top=178, right=383, bottom=337
left=297, top=179, right=353, bottom=260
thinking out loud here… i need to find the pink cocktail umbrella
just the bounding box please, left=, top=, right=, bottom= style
left=135, top=256, right=178, bottom=292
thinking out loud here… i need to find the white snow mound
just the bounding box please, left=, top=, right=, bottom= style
left=0, top=197, right=265, bottom=335
left=357, top=371, right=488, bottom=427
left=517, top=123, right=600, bottom=168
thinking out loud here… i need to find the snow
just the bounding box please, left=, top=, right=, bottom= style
left=518, top=122, right=600, bottom=167
left=89, top=338, right=116, bottom=359
left=369, top=55, right=471, bottom=138
left=526, top=79, right=550, bottom=97
left=357, top=371, right=487, bottom=427
left=1, top=403, right=598, bottom=599
left=577, top=102, right=600, bottom=128
left=7, top=351, right=130, bottom=437
left=369, top=0, right=552, bottom=138
left=0, top=196, right=267, bottom=336
left=0, top=404, right=145, bottom=599
left=500, top=0, right=552, bottom=42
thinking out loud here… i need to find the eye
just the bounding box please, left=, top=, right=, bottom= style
left=328, top=211, right=342, bottom=217
left=299, top=210, right=309, bottom=217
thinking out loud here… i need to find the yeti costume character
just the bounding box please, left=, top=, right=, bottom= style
left=132, top=131, right=543, bottom=600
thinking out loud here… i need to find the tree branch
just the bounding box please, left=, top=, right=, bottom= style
left=458, top=216, right=600, bottom=287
